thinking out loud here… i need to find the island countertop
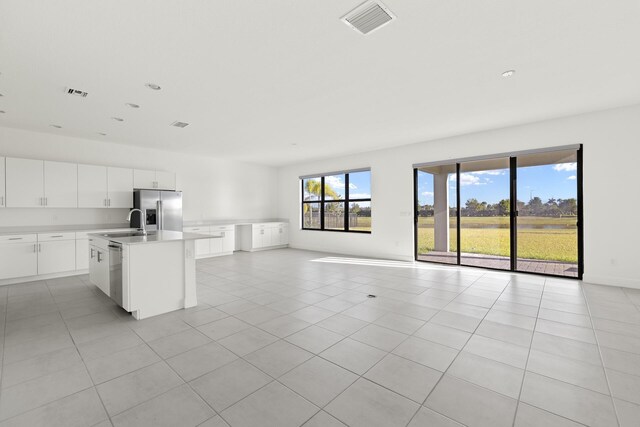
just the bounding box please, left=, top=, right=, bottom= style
left=88, top=230, right=219, bottom=245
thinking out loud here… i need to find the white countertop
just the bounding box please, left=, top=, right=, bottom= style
left=0, top=224, right=134, bottom=236
left=183, top=218, right=289, bottom=227
left=88, top=230, right=217, bottom=245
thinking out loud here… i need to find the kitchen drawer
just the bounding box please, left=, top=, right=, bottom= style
left=184, top=226, right=210, bottom=233
left=211, top=225, right=234, bottom=231
left=38, top=232, right=76, bottom=242
left=0, top=234, right=38, bottom=243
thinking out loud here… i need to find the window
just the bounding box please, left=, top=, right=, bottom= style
left=301, top=169, right=371, bottom=233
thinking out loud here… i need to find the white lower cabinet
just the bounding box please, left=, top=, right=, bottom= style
left=184, top=225, right=235, bottom=259
left=37, top=234, right=76, bottom=275
left=76, top=239, right=89, bottom=270
left=0, top=234, right=38, bottom=280
left=89, top=242, right=109, bottom=296
left=240, top=222, right=288, bottom=252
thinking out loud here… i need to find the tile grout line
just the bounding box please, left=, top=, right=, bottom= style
left=509, top=276, right=547, bottom=427
left=408, top=272, right=528, bottom=427
left=579, top=282, right=622, bottom=427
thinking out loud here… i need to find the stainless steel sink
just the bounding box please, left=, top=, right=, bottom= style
left=101, top=231, right=155, bottom=238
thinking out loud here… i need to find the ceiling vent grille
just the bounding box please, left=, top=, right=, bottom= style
left=342, top=1, right=395, bottom=35
left=171, top=121, right=189, bottom=128
left=66, top=88, right=88, bottom=97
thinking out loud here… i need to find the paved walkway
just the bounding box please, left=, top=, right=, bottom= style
left=417, top=251, right=578, bottom=277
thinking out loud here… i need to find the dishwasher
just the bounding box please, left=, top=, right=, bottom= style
left=108, top=241, right=124, bottom=307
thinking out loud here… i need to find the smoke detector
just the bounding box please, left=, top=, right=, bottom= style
left=66, top=87, right=88, bottom=97
left=342, top=1, right=395, bottom=35
left=171, top=121, right=189, bottom=128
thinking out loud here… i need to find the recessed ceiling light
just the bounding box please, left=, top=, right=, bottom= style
left=49, top=124, right=62, bottom=129
left=501, top=70, right=516, bottom=78
left=291, top=143, right=298, bottom=146
left=170, top=121, right=189, bottom=128
left=112, top=117, right=124, bottom=122
left=145, top=83, right=161, bottom=91
left=98, top=132, right=107, bottom=136
left=125, top=103, right=140, bottom=109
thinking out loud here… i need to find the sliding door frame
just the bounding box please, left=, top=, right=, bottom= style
left=413, top=145, right=584, bottom=280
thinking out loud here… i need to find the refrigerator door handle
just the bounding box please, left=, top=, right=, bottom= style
left=157, top=200, right=163, bottom=230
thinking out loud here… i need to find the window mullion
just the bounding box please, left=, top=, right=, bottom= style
left=320, top=176, right=325, bottom=230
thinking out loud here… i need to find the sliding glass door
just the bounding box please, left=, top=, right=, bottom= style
left=416, top=165, right=457, bottom=264
left=458, top=158, right=511, bottom=271
left=414, top=146, right=582, bottom=279
left=515, top=150, right=579, bottom=277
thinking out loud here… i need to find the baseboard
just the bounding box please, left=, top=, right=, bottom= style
left=0, top=269, right=87, bottom=286
left=582, top=273, right=640, bottom=290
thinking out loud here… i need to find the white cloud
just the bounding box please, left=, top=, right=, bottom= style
left=567, top=175, right=577, bottom=180
left=448, top=173, right=493, bottom=186
left=324, top=175, right=345, bottom=189
left=553, top=163, right=577, bottom=172
left=471, top=170, right=506, bottom=176
left=350, top=192, right=371, bottom=199
left=421, top=191, right=434, bottom=197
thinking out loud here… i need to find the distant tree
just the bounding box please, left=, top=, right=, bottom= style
left=498, top=199, right=510, bottom=216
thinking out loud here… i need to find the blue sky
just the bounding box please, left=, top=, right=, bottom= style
left=418, top=163, right=577, bottom=205
left=306, top=171, right=371, bottom=200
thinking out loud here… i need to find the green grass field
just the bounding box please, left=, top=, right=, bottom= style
left=417, top=216, right=577, bottom=262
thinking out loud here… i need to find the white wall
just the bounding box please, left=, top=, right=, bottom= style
left=278, top=104, right=640, bottom=289
left=0, top=126, right=278, bottom=226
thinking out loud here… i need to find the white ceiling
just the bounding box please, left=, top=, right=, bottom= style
left=1, top=0, right=639, bottom=166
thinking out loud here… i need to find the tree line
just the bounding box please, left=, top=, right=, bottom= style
left=419, top=196, right=577, bottom=217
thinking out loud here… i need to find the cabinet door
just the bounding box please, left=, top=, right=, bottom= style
left=78, top=165, right=108, bottom=208
left=133, top=169, right=157, bottom=189
left=6, top=157, right=44, bottom=208
left=222, top=229, right=235, bottom=253
left=155, top=171, right=175, bottom=190
left=252, top=227, right=264, bottom=249
left=0, top=242, right=38, bottom=280
left=279, top=225, right=289, bottom=246
left=0, top=157, right=5, bottom=207
left=76, top=239, right=89, bottom=270
left=107, top=167, right=133, bottom=208
left=38, top=240, right=76, bottom=275
left=44, top=161, right=78, bottom=208
left=90, top=247, right=110, bottom=296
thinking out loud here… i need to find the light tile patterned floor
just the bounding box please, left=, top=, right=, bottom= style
left=1, top=248, right=639, bottom=426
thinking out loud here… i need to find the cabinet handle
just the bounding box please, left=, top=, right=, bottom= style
left=50, top=235, right=63, bottom=238
left=8, top=237, right=22, bottom=240
left=108, top=198, right=111, bottom=207
left=1, top=196, right=4, bottom=206
left=38, top=244, right=41, bottom=252
left=97, top=251, right=102, bottom=262
left=90, top=248, right=95, bottom=258
left=33, top=243, right=37, bottom=253
left=45, top=197, right=48, bottom=206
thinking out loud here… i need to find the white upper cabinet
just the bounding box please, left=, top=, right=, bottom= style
left=6, top=157, right=44, bottom=208
left=133, top=169, right=156, bottom=189
left=44, top=161, right=78, bottom=208
left=107, top=167, right=133, bottom=208
left=0, top=157, right=5, bottom=208
left=155, top=171, right=175, bottom=190
left=134, top=169, right=176, bottom=190
left=78, top=164, right=108, bottom=208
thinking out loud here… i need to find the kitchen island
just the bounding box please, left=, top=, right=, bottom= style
left=88, top=230, right=215, bottom=320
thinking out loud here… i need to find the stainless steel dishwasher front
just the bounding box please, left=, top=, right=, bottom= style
left=108, top=241, right=123, bottom=307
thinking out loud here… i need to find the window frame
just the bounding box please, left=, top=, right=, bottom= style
left=301, top=170, right=371, bottom=234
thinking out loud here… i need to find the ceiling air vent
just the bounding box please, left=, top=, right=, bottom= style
left=66, top=88, right=88, bottom=97
left=171, top=121, right=189, bottom=128
left=342, top=1, right=395, bottom=35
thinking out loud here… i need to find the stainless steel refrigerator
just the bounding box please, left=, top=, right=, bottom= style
left=131, top=190, right=183, bottom=232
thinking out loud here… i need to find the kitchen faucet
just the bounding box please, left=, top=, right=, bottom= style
left=127, top=209, right=147, bottom=235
